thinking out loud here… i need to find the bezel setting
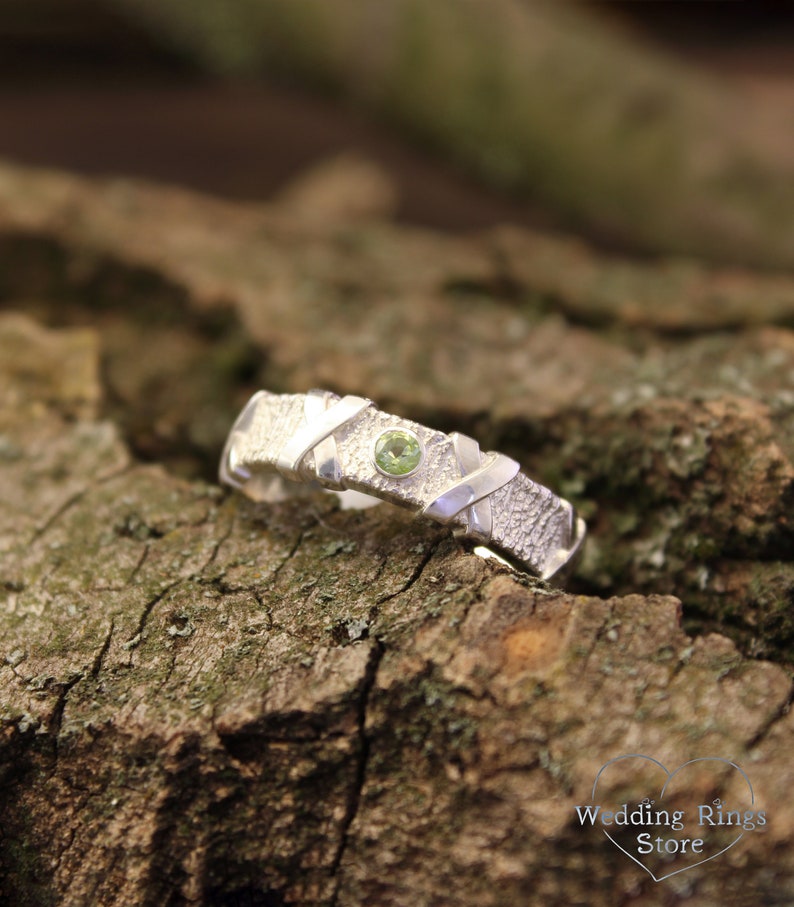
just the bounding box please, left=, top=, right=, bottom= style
left=372, top=427, right=425, bottom=479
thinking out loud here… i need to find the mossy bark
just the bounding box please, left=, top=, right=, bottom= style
left=102, top=0, right=794, bottom=269
left=0, top=159, right=792, bottom=905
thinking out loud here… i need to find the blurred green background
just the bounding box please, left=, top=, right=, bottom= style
left=0, top=0, right=793, bottom=264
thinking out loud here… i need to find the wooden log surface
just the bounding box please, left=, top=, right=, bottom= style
left=0, top=157, right=792, bottom=905
left=102, top=0, right=794, bottom=269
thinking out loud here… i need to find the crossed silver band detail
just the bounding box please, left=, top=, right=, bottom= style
left=220, top=389, right=586, bottom=582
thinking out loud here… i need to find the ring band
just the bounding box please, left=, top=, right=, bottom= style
left=219, top=389, right=585, bottom=582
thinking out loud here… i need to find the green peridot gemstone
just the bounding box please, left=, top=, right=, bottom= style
left=374, top=429, right=423, bottom=477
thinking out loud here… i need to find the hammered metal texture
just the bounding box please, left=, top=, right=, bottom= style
left=222, top=391, right=583, bottom=579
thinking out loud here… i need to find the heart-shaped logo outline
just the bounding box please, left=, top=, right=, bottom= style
left=591, top=754, right=755, bottom=882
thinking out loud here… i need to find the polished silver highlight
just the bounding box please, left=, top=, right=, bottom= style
left=423, top=435, right=519, bottom=535
left=302, top=391, right=343, bottom=485
left=220, top=389, right=586, bottom=582
left=276, top=393, right=371, bottom=479
left=448, top=432, right=493, bottom=540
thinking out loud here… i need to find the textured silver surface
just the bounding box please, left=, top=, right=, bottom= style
left=220, top=390, right=585, bottom=581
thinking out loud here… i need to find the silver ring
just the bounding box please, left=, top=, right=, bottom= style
left=219, top=389, right=585, bottom=582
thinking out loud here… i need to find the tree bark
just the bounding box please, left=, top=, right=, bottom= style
left=104, top=0, right=794, bottom=269
left=0, top=158, right=792, bottom=906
